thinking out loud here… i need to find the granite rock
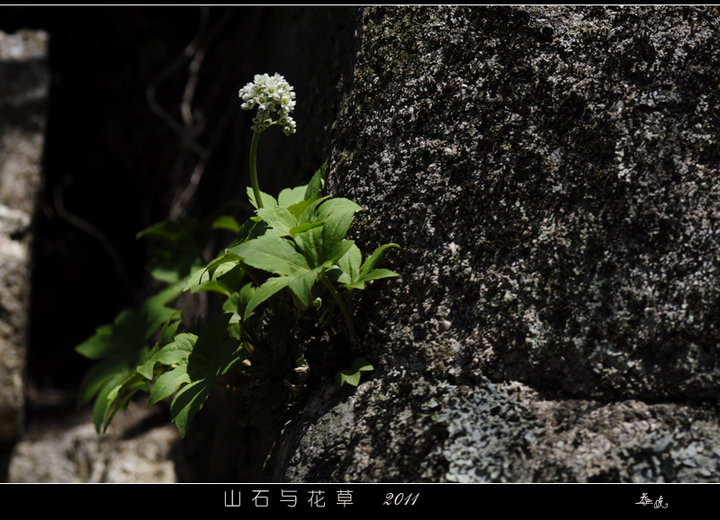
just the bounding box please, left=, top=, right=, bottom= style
left=0, top=29, right=48, bottom=443
left=273, top=6, right=720, bottom=482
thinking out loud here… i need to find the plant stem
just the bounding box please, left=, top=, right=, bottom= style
left=320, top=275, right=360, bottom=348
left=249, top=130, right=263, bottom=209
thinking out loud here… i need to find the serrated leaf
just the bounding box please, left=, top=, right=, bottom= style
left=170, top=380, right=210, bottom=439
left=287, top=193, right=328, bottom=222
left=154, top=332, right=196, bottom=366
left=256, top=206, right=297, bottom=237
left=139, top=282, right=186, bottom=339
left=316, top=198, right=362, bottom=249
left=277, top=185, right=307, bottom=208
left=325, top=239, right=356, bottom=266
left=149, top=365, right=190, bottom=406
left=294, top=195, right=331, bottom=224
left=215, top=263, right=247, bottom=293
left=247, top=186, right=278, bottom=209
left=243, top=277, right=291, bottom=320
left=231, top=234, right=310, bottom=276
left=337, top=243, right=362, bottom=284
left=160, top=314, right=182, bottom=346
left=75, top=283, right=185, bottom=432
left=231, top=235, right=327, bottom=306
left=75, top=324, right=119, bottom=360
left=292, top=225, right=323, bottom=268
left=288, top=266, right=323, bottom=307
left=91, top=373, right=127, bottom=432
left=103, top=377, right=151, bottom=430
left=340, top=243, right=400, bottom=290
left=136, top=218, right=207, bottom=282
left=77, top=358, right=128, bottom=408
left=184, top=252, right=242, bottom=292
left=165, top=314, right=246, bottom=437
left=292, top=198, right=361, bottom=267
left=136, top=347, right=159, bottom=379
left=288, top=221, right=323, bottom=237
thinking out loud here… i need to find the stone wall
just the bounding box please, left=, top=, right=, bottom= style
left=272, top=6, right=720, bottom=482
left=0, top=30, right=48, bottom=443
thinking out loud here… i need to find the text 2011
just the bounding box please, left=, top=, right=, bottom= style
left=383, top=492, right=420, bottom=506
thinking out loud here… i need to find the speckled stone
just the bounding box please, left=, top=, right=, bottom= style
left=0, top=30, right=49, bottom=443
left=7, top=400, right=178, bottom=483
left=273, top=6, right=720, bottom=482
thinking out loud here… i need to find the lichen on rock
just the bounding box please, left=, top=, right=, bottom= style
left=274, top=6, right=720, bottom=482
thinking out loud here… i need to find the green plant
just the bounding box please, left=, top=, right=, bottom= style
left=76, top=73, right=399, bottom=438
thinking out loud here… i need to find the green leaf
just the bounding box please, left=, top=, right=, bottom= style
left=189, top=279, right=232, bottom=297
left=288, top=266, right=323, bottom=308
left=211, top=215, right=242, bottom=233
left=336, top=357, right=374, bottom=387
left=184, top=251, right=242, bottom=292
left=292, top=198, right=361, bottom=267
left=170, top=380, right=210, bottom=439
left=256, top=206, right=297, bottom=237
left=149, top=365, right=190, bottom=406
left=277, top=185, right=307, bottom=208
left=139, top=283, right=186, bottom=338
left=360, top=243, right=400, bottom=276
left=92, top=374, right=127, bottom=431
left=247, top=187, right=278, bottom=209
left=77, top=358, right=128, bottom=407
left=304, top=161, right=326, bottom=199
left=154, top=332, right=196, bottom=366
left=243, top=277, right=291, bottom=320
left=231, top=235, right=310, bottom=276
left=288, top=221, right=324, bottom=237
left=75, top=282, right=184, bottom=431
left=291, top=225, right=323, bottom=268
left=166, top=314, right=246, bottom=437
left=136, top=346, right=159, bottom=379
left=291, top=194, right=331, bottom=223
left=136, top=218, right=207, bottom=282
left=75, top=324, right=120, bottom=361
left=160, top=314, right=182, bottom=346
left=231, top=234, right=329, bottom=306
left=337, top=243, right=362, bottom=284
left=326, top=239, right=356, bottom=266
left=316, top=198, right=362, bottom=249
left=338, top=243, right=400, bottom=290
left=223, top=283, right=255, bottom=320
left=104, top=378, right=151, bottom=428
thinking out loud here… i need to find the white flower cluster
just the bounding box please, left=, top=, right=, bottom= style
left=239, top=73, right=297, bottom=135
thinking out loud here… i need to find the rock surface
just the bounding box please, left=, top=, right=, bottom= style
left=273, top=6, right=720, bottom=482
left=0, top=30, right=48, bottom=443
left=7, top=397, right=179, bottom=483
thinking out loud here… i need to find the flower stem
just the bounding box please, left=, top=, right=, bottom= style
left=320, top=275, right=360, bottom=349
left=249, top=130, right=263, bottom=209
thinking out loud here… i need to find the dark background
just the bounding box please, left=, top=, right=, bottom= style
left=0, top=6, right=356, bottom=395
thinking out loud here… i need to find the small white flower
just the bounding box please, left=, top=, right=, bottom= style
left=239, top=72, right=296, bottom=135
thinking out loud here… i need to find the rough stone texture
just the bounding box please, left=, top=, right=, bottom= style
left=0, top=30, right=48, bottom=442
left=273, top=6, right=720, bottom=482
left=7, top=399, right=178, bottom=482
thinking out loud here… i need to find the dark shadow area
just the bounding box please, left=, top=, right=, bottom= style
left=0, top=5, right=357, bottom=481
